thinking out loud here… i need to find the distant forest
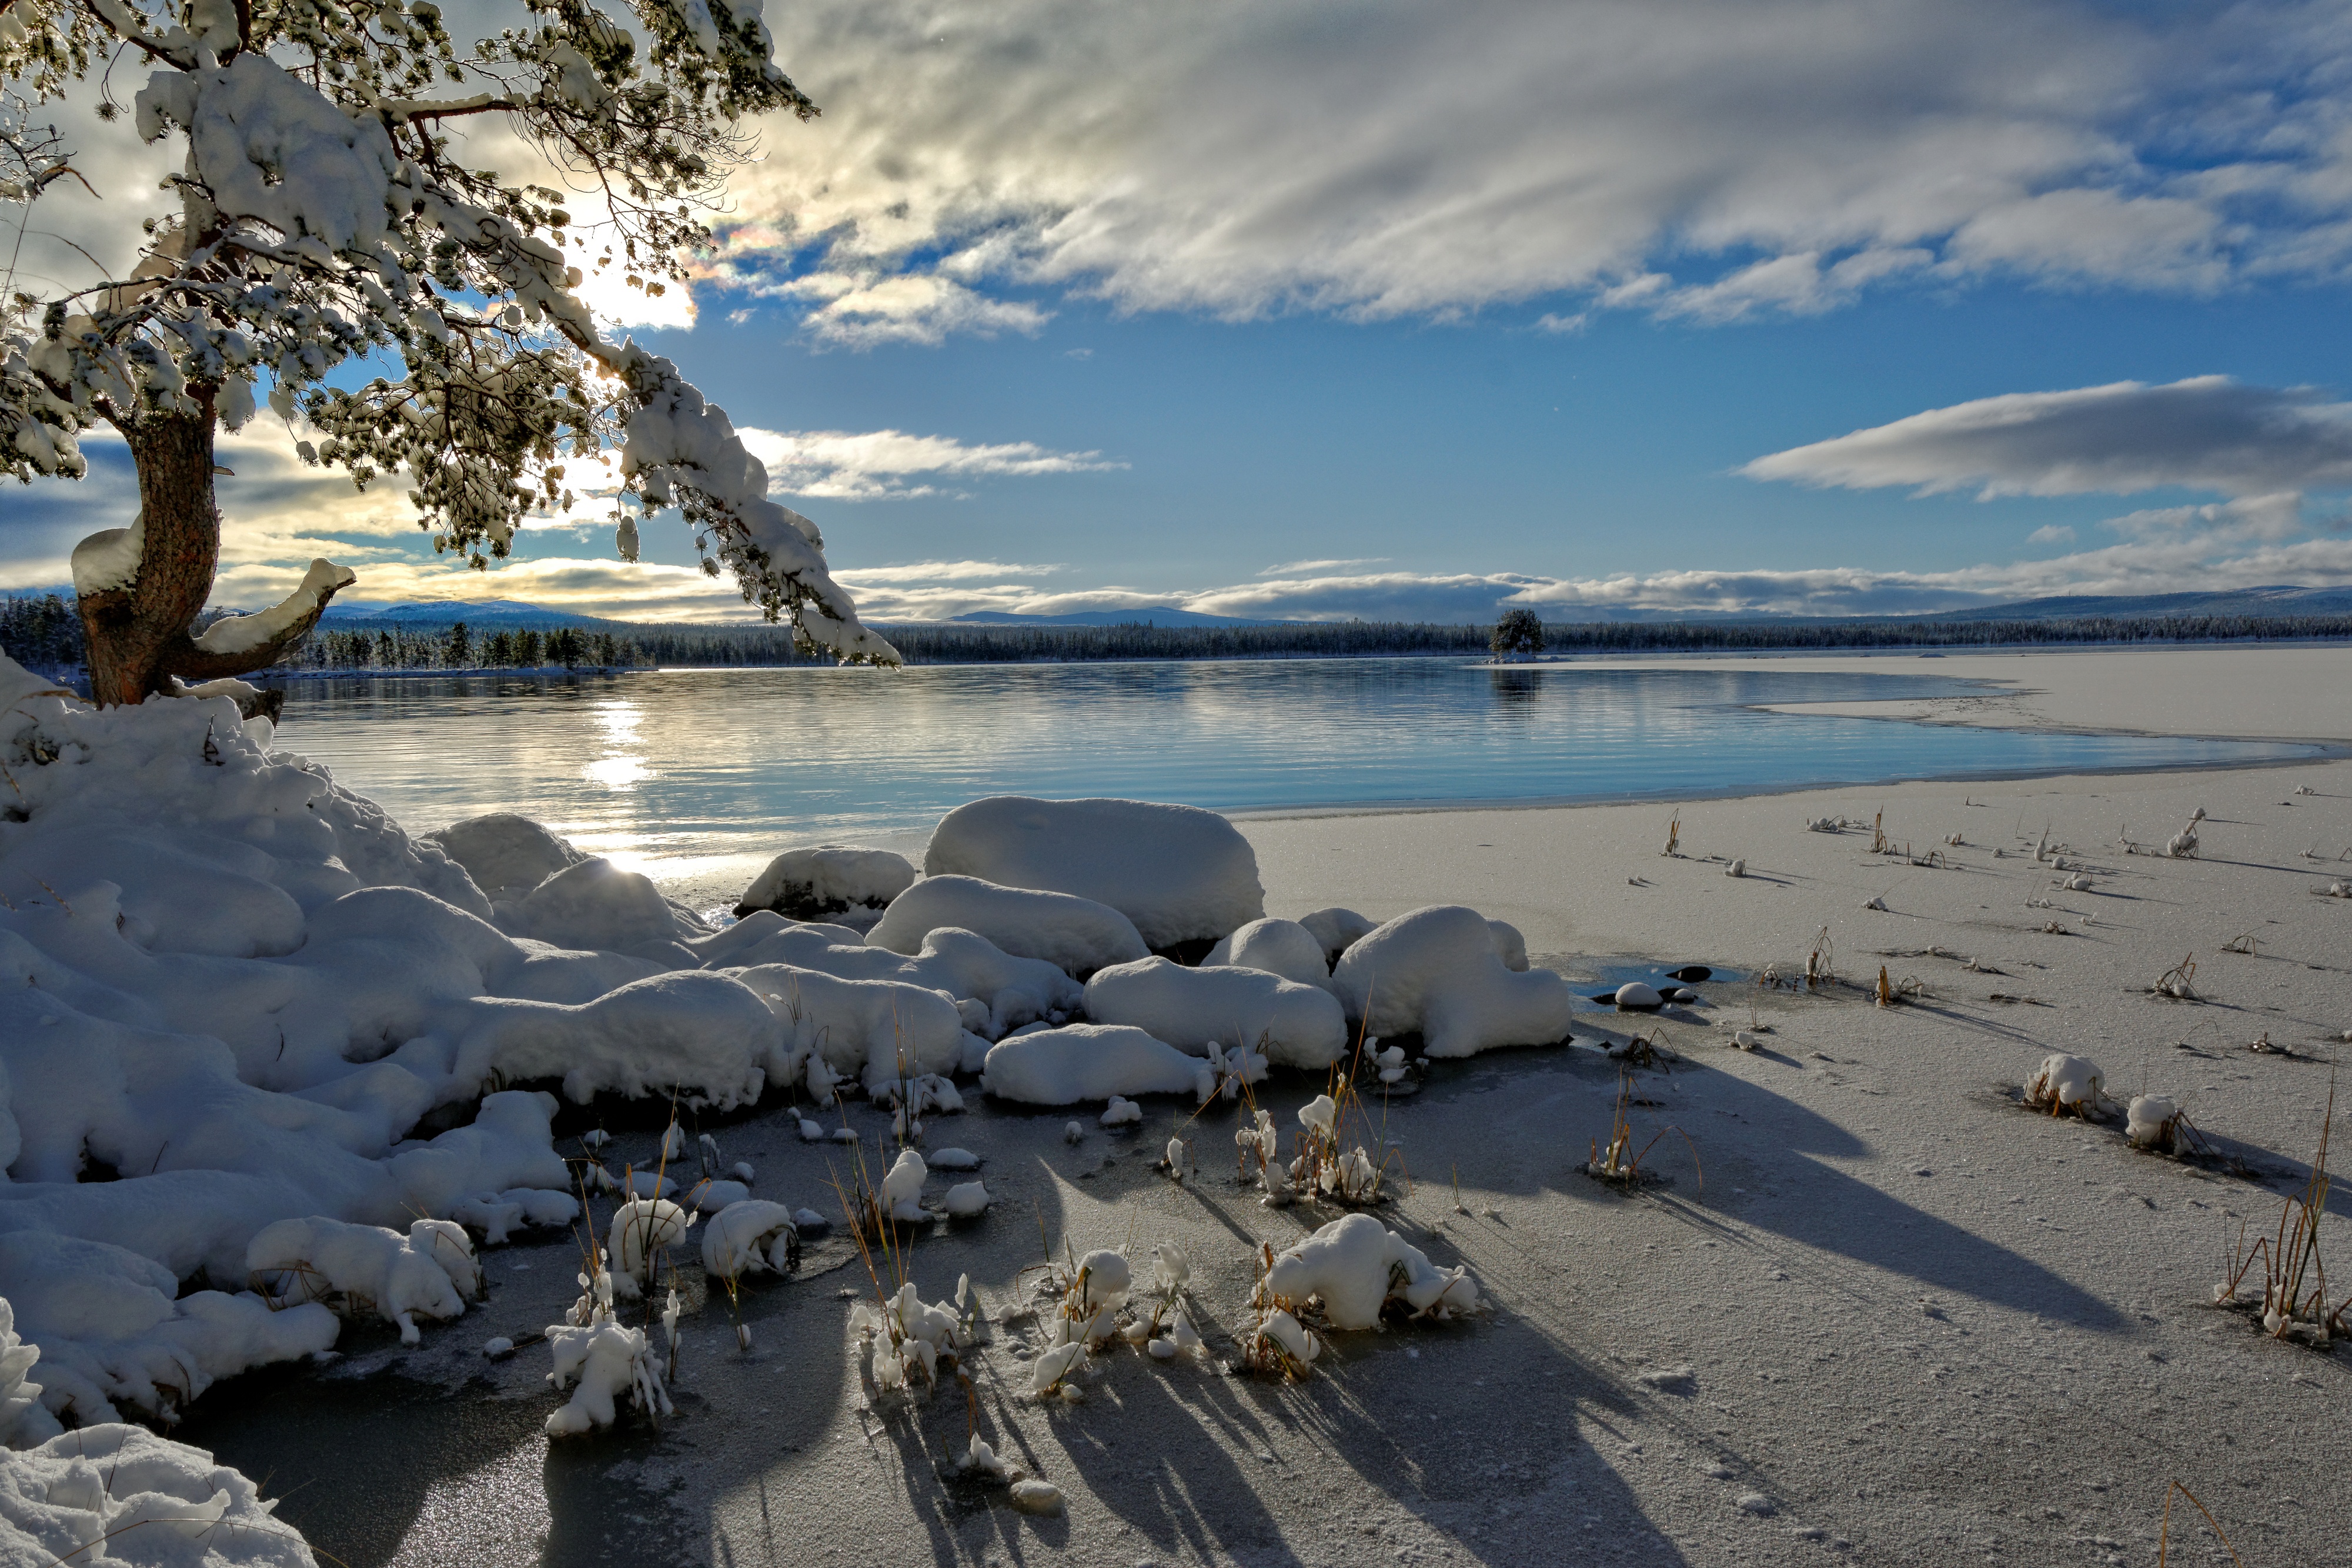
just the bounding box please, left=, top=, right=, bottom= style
left=4, top=592, right=2351, bottom=683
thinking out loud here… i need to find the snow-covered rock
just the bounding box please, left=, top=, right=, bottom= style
left=736, top=845, right=916, bottom=922
left=980, top=1025, right=1208, bottom=1105
left=866, top=875, right=1148, bottom=977
left=0, top=1419, right=325, bottom=1564
left=1083, top=958, right=1347, bottom=1069
left=727, top=962, right=963, bottom=1094
left=509, top=857, right=698, bottom=961
left=1331, top=906, right=1575, bottom=1057
left=710, top=921, right=1082, bottom=1038
left=246, top=1216, right=477, bottom=1345
left=1297, top=907, right=1377, bottom=969
left=700, top=1201, right=799, bottom=1278
left=1200, top=918, right=1338, bottom=990
left=1261, top=1213, right=1480, bottom=1329
left=422, top=811, right=586, bottom=903
left=923, top=797, right=1265, bottom=950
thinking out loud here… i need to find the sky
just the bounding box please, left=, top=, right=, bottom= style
left=8, top=0, right=2352, bottom=624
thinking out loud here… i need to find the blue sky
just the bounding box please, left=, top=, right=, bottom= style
left=10, top=0, right=2352, bottom=623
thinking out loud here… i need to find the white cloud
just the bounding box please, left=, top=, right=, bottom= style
left=736, top=427, right=1123, bottom=499
left=734, top=270, right=1051, bottom=348
left=1741, top=377, right=2352, bottom=499
left=691, top=0, right=2352, bottom=337
left=833, top=559, right=1061, bottom=583
left=1258, top=557, right=1388, bottom=575
left=2026, top=524, right=2076, bottom=545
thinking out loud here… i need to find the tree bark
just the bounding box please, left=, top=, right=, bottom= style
left=76, top=398, right=349, bottom=711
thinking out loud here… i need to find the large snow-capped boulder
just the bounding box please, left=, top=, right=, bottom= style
left=1332, top=905, right=1575, bottom=1057
left=979, top=1024, right=1208, bottom=1105
left=867, top=875, right=1147, bottom=978
left=1083, top=958, right=1347, bottom=1069
left=509, top=857, right=692, bottom=959
left=423, top=811, right=586, bottom=902
left=923, top=797, right=1264, bottom=950
left=450, top=972, right=781, bottom=1109
left=736, top=846, right=916, bottom=923
left=727, top=963, right=964, bottom=1092
left=1201, top=917, right=1337, bottom=991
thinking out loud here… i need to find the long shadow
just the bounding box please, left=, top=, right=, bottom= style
left=1420, top=1045, right=2130, bottom=1330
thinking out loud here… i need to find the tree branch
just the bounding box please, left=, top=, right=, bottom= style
left=159, top=558, right=355, bottom=681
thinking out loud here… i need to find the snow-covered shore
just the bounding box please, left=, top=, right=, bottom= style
left=0, top=647, right=2346, bottom=1566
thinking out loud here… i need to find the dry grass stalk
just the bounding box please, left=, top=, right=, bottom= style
left=1661, top=812, right=1681, bottom=857
left=2157, top=1479, right=2244, bottom=1567
left=2149, top=954, right=2200, bottom=1001
left=2217, top=1074, right=2348, bottom=1346
left=1583, top=1068, right=1701, bottom=1191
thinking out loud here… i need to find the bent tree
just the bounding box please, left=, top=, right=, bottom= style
left=0, top=0, right=896, bottom=711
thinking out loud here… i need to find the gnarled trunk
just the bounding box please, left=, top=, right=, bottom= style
left=75, top=399, right=350, bottom=714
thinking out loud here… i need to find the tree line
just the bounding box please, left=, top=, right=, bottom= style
left=6, top=592, right=2352, bottom=684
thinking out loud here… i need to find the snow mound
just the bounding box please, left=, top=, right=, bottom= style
left=246, top=1216, right=477, bottom=1345
left=867, top=875, right=1147, bottom=978
left=1201, top=918, right=1338, bottom=991
left=0, top=1420, right=322, bottom=1564
left=1261, top=1213, right=1480, bottom=1330
left=2126, top=1094, right=2183, bottom=1151
left=711, top=921, right=1081, bottom=1037
left=980, top=1025, right=1208, bottom=1105
left=546, top=1319, right=671, bottom=1436
left=736, top=846, right=916, bottom=922
left=1331, top=906, right=1575, bottom=1057
left=923, top=797, right=1265, bottom=950
left=727, top=963, right=962, bottom=1094
left=1297, top=907, right=1377, bottom=969
left=2023, top=1053, right=2107, bottom=1116
left=1083, top=958, right=1347, bottom=1069
left=422, top=812, right=586, bottom=903
left=451, top=972, right=780, bottom=1109
left=700, top=1201, right=799, bottom=1278
left=509, top=857, right=701, bottom=961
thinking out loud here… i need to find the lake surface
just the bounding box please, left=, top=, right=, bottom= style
left=275, top=659, right=2317, bottom=899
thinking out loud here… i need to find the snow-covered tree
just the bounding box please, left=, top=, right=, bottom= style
left=0, top=0, right=896, bottom=710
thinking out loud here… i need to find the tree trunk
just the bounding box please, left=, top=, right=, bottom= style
left=75, top=397, right=349, bottom=713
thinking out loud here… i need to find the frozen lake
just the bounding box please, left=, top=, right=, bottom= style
left=275, top=657, right=2317, bottom=900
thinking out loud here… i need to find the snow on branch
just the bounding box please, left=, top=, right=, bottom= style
left=5, top=0, right=894, bottom=662
left=189, top=557, right=358, bottom=658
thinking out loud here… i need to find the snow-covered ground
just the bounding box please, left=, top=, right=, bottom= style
left=2, top=648, right=2347, bottom=1566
